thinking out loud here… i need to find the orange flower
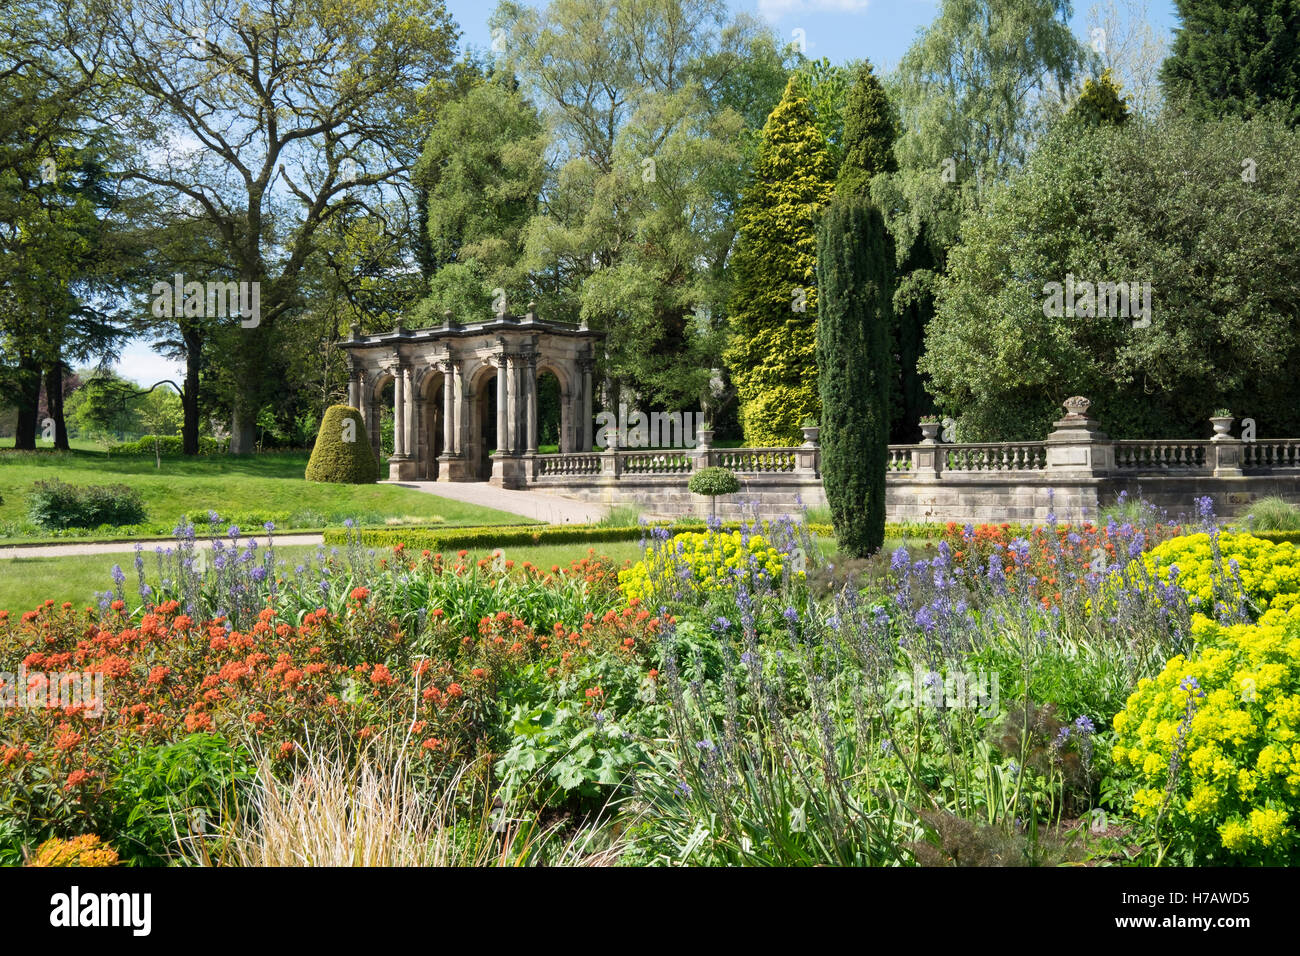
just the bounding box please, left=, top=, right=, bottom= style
left=350, top=587, right=371, bottom=602
left=64, top=769, right=95, bottom=789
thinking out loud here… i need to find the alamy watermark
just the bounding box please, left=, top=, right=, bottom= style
left=1, top=665, right=104, bottom=718
left=885, top=665, right=1000, bottom=717
left=151, top=273, right=260, bottom=328
left=595, top=404, right=704, bottom=449
left=1042, top=274, right=1152, bottom=328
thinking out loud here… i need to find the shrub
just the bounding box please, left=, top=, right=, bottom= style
left=27, top=834, right=119, bottom=867
left=319, top=519, right=837, bottom=554
left=27, top=479, right=147, bottom=530
left=687, top=467, right=739, bottom=497
left=1244, top=496, right=1300, bottom=532
left=618, top=529, right=793, bottom=603
left=1111, top=604, right=1300, bottom=864
left=1143, top=532, right=1300, bottom=618
left=109, top=734, right=256, bottom=866
left=305, top=405, right=379, bottom=484
left=114, top=435, right=228, bottom=456
left=816, top=194, right=891, bottom=557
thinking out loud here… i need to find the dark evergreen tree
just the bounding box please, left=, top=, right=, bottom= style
left=1161, top=0, right=1300, bottom=124
left=836, top=60, right=898, bottom=198
left=816, top=196, right=893, bottom=557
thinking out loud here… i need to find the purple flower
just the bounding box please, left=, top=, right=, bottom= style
left=228, top=525, right=240, bottom=539
left=890, top=547, right=909, bottom=572
left=1074, top=715, right=1096, bottom=735
left=264, top=521, right=276, bottom=533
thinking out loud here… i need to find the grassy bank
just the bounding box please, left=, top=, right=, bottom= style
left=0, top=448, right=523, bottom=542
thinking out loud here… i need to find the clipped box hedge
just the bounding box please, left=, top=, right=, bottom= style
left=1239, top=529, right=1300, bottom=544
left=322, top=520, right=837, bottom=553
left=113, top=435, right=229, bottom=456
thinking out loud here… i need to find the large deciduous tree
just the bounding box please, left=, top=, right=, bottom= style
left=103, top=0, right=458, bottom=453
left=921, top=109, right=1300, bottom=441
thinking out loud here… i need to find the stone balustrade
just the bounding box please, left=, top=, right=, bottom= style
left=522, top=397, right=1300, bottom=522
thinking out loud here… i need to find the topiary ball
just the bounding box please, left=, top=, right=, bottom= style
left=688, top=466, right=740, bottom=497
left=305, top=405, right=380, bottom=484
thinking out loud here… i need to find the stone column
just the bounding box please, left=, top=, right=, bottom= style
left=441, top=362, right=455, bottom=457
left=347, top=364, right=360, bottom=409
left=509, top=353, right=523, bottom=455
left=404, top=366, right=416, bottom=462
left=392, top=367, right=406, bottom=459
left=526, top=353, right=538, bottom=455
left=495, top=352, right=507, bottom=457
left=580, top=357, right=594, bottom=452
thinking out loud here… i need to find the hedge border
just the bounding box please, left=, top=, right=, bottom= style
left=322, top=520, right=839, bottom=553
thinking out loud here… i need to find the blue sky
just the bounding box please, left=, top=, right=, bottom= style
left=115, top=0, right=1181, bottom=387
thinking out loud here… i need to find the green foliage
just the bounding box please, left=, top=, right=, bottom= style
left=922, top=110, right=1300, bottom=439
left=412, top=74, right=546, bottom=317
left=725, top=77, right=837, bottom=446
left=687, top=466, right=739, bottom=497
left=1244, top=496, right=1300, bottom=532
left=108, top=734, right=256, bottom=866
left=816, top=196, right=892, bottom=557
left=27, top=478, right=146, bottom=530
left=305, top=406, right=379, bottom=484
left=1160, top=0, right=1300, bottom=125
left=1068, top=69, right=1131, bottom=127
left=321, top=519, right=835, bottom=553
left=114, top=435, right=228, bottom=457
left=1112, top=604, right=1300, bottom=864
left=836, top=59, right=898, bottom=197
left=1244, top=529, right=1300, bottom=544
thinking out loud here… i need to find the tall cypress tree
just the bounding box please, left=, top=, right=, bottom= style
left=725, top=76, right=837, bottom=447
left=1161, top=0, right=1300, bottom=124
left=836, top=60, right=897, bottom=198
left=816, top=195, right=893, bottom=557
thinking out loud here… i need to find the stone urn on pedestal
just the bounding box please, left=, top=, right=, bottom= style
left=1209, top=410, right=1235, bottom=440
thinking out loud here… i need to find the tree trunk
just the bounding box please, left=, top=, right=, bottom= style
left=13, top=355, right=42, bottom=451
left=181, top=325, right=202, bottom=455
left=43, top=361, right=70, bottom=451
left=230, top=403, right=257, bottom=454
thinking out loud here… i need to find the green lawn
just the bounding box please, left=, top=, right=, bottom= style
left=0, top=541, right=649, bottom=614
left=0, top=533, right=888, bottom=615
left=0, top=447, right=525, bottom=542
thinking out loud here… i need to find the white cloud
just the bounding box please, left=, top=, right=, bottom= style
left=757, top=0, right=872, bottom=21
left=113, top=339, right=184, bottom=389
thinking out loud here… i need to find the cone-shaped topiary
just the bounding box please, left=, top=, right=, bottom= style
left=306, top=405, right=380, bottom=484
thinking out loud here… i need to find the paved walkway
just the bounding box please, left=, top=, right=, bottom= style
left=0, top=484, right=604, bottom=560
left=383, top=480, right=607, bottom=525
left=0, top=533, right=323, bottom=560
